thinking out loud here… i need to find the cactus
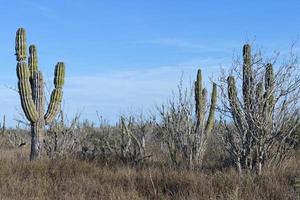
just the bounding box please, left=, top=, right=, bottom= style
left=157, top=69, right=217, bottom=169
left=226, top=44, right=275, bottom=174
left=193, top=69, right=217, bottom=166
left=242, top=44, right=253, bottom=111
left=195, top=69, right=217, bottom=136
left=264, top=63, right=274, bottom=121
left=15, top=28, right=65, bottom=160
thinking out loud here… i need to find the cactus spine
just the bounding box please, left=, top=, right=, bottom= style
left=193, top=69, right=217, bottom=167
left=227, top=44, right=275, bottom=174
left=15, top=28, right=65, bottom=160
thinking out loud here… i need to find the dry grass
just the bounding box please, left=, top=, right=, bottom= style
left=0, top=148, right=299, bottom=200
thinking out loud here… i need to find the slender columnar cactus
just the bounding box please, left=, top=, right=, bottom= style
left=28, top=45, right=38, bottom=81
left=255, top=82, right=264, bottom=114
left=45, top=62, right=65, bottom=124
left=242, top=44, right=253, bottom=111
left=264, top=63, right=275, bottom=117
left=195, top=69, right=217, bottom=135
left=226, top=44, right=276, bottom=174
left=15, top=28, right=65, bottom=160
left=157, top=69, right=217, bottom=169
left=195, top=70, right=206, bottom=129
left=194, top=69, right=217, bottom=165
left=227, top=76, right=245, bottom=132
left=205, top=82, right=217, bottom=134
left=227, top=45, right=275, bottom=123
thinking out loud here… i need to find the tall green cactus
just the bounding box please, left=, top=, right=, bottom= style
left=226, top=44, right=275, bottom=174
left=194, top=69, right=217, bottom=165
left=15, top=28, right=65, bottom=160
left=195, top=69, right=217, bottom=136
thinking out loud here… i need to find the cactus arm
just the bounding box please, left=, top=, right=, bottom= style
left=194, top=70, right=202, bottom=115
left=227, top=76, right=246, bottom=132
left=17, top=62, right=38, bottom=122
left=263, top=63, right=275, bottom=124
left=28, top=45, right=38, bottom=81
left=202, top=88, right=208, bottom=113
left=15, top=28, right=38, bottom=123
left=264, top=64, right=274, bottom=91
left=15, top=28, right=27, bottom=61
left=264, top=64, right=274, bottom=110
left=255, top=82, right=264, bottom=114
left=195, top=69, right=205, bottom=128
left=54, top=62, right=65, bottom=88
left=44, top=88, right=63, bottom=124
left=242, top=44, right=253, bottom=111
left=205, top=83, right=217, bottom=135
left=44, top=63, right=65, bottom=124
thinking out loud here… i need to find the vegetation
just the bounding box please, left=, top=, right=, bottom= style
left=15, top=28, right=65, bottom=160
left=0, top=28, right=299, bottom=199
left=0, top=128, right=299, bottom=200
left=156, top=69, right=217, bottom=169
left=219, top=44, right=300, bottom=175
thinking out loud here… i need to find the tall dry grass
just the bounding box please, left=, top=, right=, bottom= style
left=0, top=147, right=299, bottom=200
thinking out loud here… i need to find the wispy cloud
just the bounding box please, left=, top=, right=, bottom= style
left=2, top=57, right=229, bottom=127
left=62, top=58, right=227, bottom=124
left=132, top=38, right=239, bottom=53
left=63, top=66, right=189, bottom=123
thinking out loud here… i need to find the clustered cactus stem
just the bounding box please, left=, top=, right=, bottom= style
left=226, top=44, right=275, bottom=174
left=192, top=69, right=217, bottom=167
left=15, top=28, right=65, bottom=160
left=195, top=69, right=217, bottom=136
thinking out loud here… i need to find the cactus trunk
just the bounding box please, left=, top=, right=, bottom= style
left=30, top=72, right=45, bottom=160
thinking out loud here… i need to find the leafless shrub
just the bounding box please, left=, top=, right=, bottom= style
left=156, top=73, right=217, bottom=169
left=44, top=111, right=86, bottom=157
left=81, top=114, right=153, bottom=166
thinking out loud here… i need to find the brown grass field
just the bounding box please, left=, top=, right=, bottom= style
left=0, top=147, right=299, bottom=200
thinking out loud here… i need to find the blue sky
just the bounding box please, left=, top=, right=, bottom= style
left=0, top=0, right=299, bottom=126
